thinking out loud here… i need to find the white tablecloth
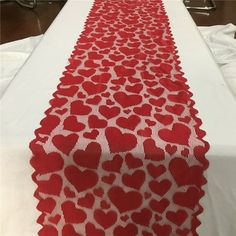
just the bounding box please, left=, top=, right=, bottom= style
left=1, top=0, right=236, bottom=235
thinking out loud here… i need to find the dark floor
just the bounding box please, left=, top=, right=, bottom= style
left=0, top=0, right=236, bottom=44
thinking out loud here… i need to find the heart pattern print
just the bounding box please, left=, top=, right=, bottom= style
left=30, top=0, right=209, bottom=235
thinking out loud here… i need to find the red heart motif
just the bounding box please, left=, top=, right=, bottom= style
left=105, top=127, right=137, bottom=153
left=149, top=58, right=161, bottom=65
left=102, top=59, right=115, bottom=67
left=108, top=186, right=142, bottom=213
left=111, top=77, right=126, bottom=85
left=123, top=109, right=131, bottom=114
left=144, top=192, right=152, bottom=199
left=131, top=208, right=152, bottom=226
left=176, top=228, right=190, bottom=236
left=77, top=92, right=86, bottom=98
left=109, top=54, right=125, bottom=62
left=128, top=76, right=141, bottom=83
left=122, top=170, right=145, bottom=190
left=165, top=144, right=177, bottom=155
left=194, top=145, right=210, bottom=164
left=137, top=128, right=152, bottom=137
left=88, top=51, right=104, bottom=60
left=94, top=209, right=117, bottom=229
left=150, top=63, right=172, bottom=74
left=125, top=153, right=143, bottom=169
left=99, top=105, right=120, bottom=119
left=143, top=139, right=165, bottom=161
left=120, top=215, right=129, bottom=222
left=38, top=174, right=62, bottom=196
left=144, top=81, right=158, bottom=87
left=122, top=59, right=139, bottom=67
left=128, top=42, right=140, bottom=47
left=91, top=73, right=111, bottom=83
left=31, top=151, right=64, bottom=175
left=50, top=97, right=68, bottom=107
left=77, top=193, right=95, bottom=209
left=65, top=166, right=98, bottom=192
left=100, top=200, right=110, bottom=209
left=83, top=130, right=99, bottom=139
left=178, top=116, right=191, bottom=124
left=145, top=119, right=156, bottom=126
left=142, top=231, right=153, bottom=236
left=38, top=225, right=58, bottom=236
left=62, top=224, right=82, bottom=236
left=102, top=154, right=123, bottom=173
left=136, top=65, right=146, bottom=71
left=134, top=104, right=152, bottom=116
left=88, top=115, right=107, bottom=129
left=159, top=123, right=191, bottom=146
left=169, top=158, right=204, bottom=187
left=149, top=198, right=170, bottom=213
left=160, top=78, right=183, bottom=91
left=48, top=214, right=61, bottom=225
left=181, top=148, right=189, bottom=157
left=114, top=65, right=136, bottom=77
left=61, top=201, right=86, bottom=223
left=168, top=91, right=190, bottom=104
left=93, top=187, right=104, bottom=197
left=165, top=104, right=184, bottom=116
left=155, top=214, right=162, bottom=221
left=86, top=95, right=102, bottom=105
left=102, top=174, right=116, bottom=184
left=119, top=31, right=135, bottom=38
left=106, top=99, right=115, bottom=105
left=82, top=82, right=107, bottom=95
left=64, top=187, right=76, bottom=198
left=79, top=43, right=92, bottom=49
left=119, top=47, right=140, bottom=56
left=173, top=187, right=201, bottom=209
left=126, top=84, right=143, bottom=94
left=157, top=53, right=170, bottom=59
left=149, top=98, right=166, bottom=107
left=152, top=223, right=172, bottom=236
left=147, top=87, right=165, bottom=97
left=85, top=223, right=105, bottom=236
left=149, top=179, right=172, bottom=196
left=77, top=69, right=96, bottom=77
left=110, top=85, right=120, bottom=91
left=63, top=116, right=85, bottom=132
left=166, top=209, right=188, bottom=226
left=60, top=72, right=84, bottom=85
left=141, top=71, right=155, bottom=80
left=114, top=224, right=138, bottom=236
left=84, top=60, right=100, bottom=68
left=113, top=92, right=142, bottom=108
left=52, top=134, right=78, bottom=155
left=154, top=113, right=173, bottom=126
left=74, top=142, right=101, bottom=169
left=147, top=163, right=166, bottom=179
left=57, top=86, right=78, bottom=97
left=116, top=115, right=141, bottom=131
left=39, top=115, right=60, bottom=135
left=55, top=108, right=67, bottom=115
left=70, top=100, right=92, bottom=115
left=37, top=198, right=56, bottom=214
left=95, top=40, right=113, bottom=49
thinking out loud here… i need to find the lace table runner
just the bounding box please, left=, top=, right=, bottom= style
left=30, top=0, right=209, bottom=235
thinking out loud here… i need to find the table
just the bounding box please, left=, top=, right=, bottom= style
left=1, top=0, right=236, bottom=235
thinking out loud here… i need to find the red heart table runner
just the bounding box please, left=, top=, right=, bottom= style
left=30, top=0, right=209, bottom=235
